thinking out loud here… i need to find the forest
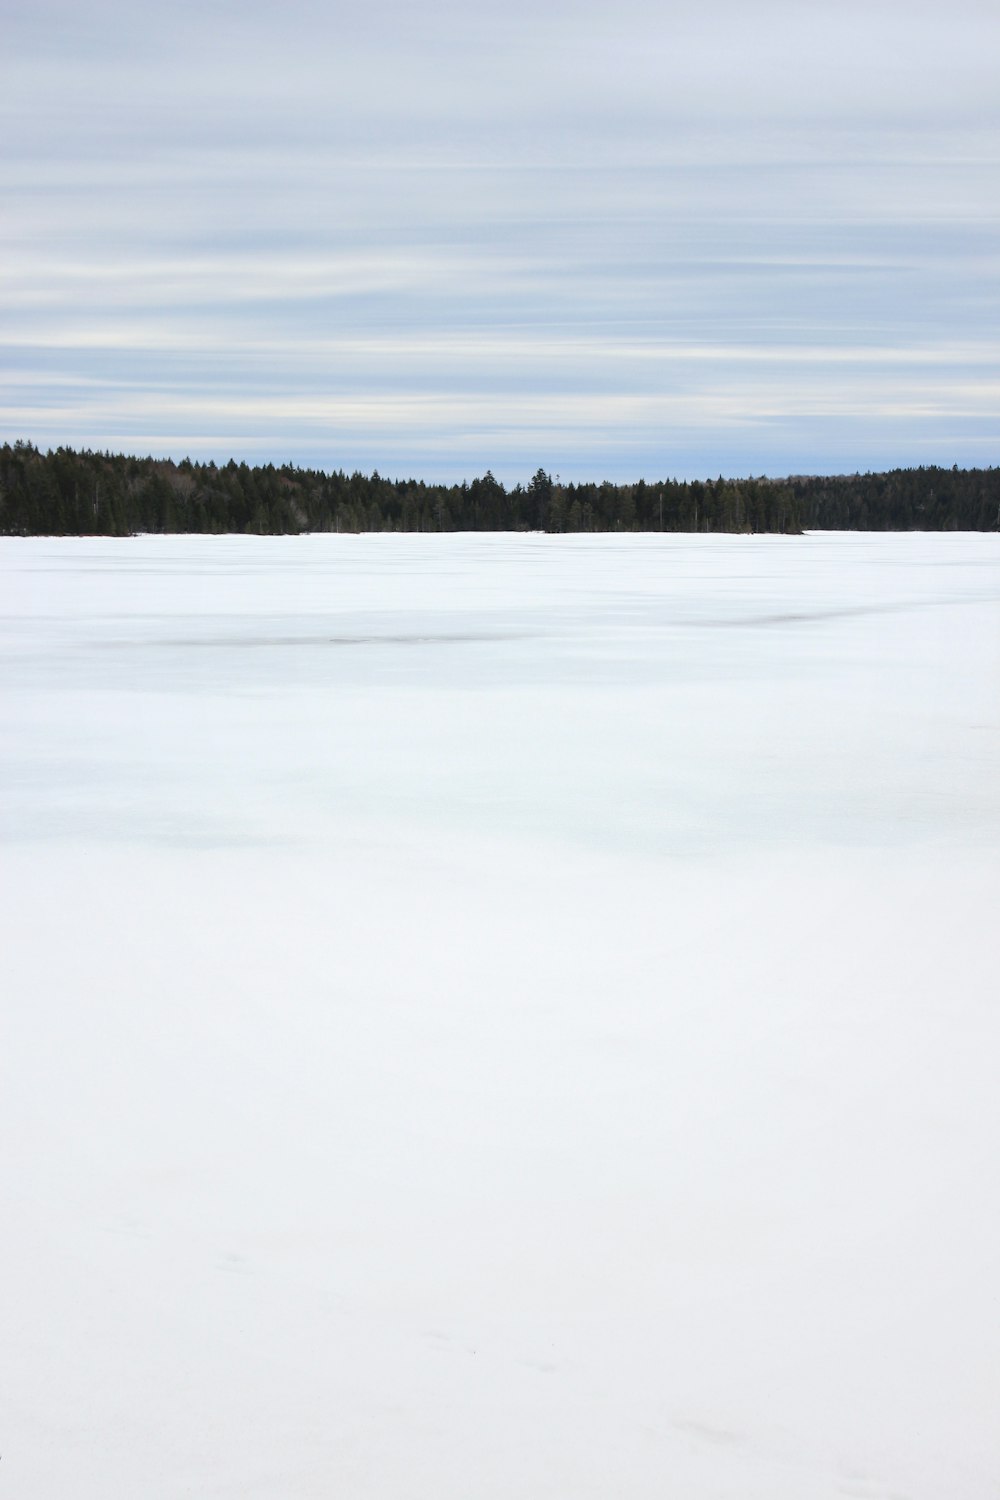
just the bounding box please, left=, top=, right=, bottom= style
left=1, top=441, right=998, bottom=535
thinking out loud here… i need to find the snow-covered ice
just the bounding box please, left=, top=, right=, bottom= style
left=2, top=531, right=999, bottom=1499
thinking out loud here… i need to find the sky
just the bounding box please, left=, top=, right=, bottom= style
left=2, top=0, right=999, bottom=484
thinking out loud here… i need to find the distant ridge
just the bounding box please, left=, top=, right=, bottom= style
left=2, top=441, right=997, bottom=535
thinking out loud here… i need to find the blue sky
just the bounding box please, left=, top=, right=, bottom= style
left=3, top=0, right=998, bottom=483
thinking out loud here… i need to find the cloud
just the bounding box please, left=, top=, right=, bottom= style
left=2, top=0, right=998, bottom=478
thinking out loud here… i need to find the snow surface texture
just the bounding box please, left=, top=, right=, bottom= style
left=2, top=532, right=999, bottom=1500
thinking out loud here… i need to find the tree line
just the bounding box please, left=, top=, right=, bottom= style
left=1, top=441, right=997, bottom=535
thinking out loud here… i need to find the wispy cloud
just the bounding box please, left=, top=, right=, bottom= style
left=2, top=0, right=998, bottom=479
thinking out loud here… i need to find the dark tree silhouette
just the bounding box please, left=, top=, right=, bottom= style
left=1, top=442, right=997, bottom=536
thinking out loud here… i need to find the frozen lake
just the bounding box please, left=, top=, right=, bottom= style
left=2, top=532, right=999, bottom=1498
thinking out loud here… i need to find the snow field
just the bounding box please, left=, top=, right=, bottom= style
left=2, top=532, right=999, bottom=1498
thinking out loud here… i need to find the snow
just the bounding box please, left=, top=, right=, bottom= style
left=2, top=531, right=999, bottom=1499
